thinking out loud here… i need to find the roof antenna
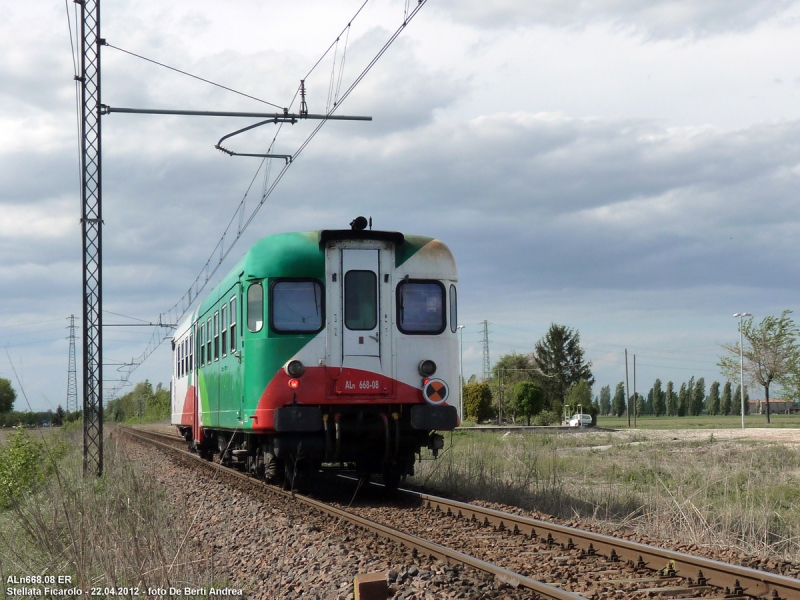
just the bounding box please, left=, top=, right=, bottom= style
left=369, top=217, right=372, bottom=230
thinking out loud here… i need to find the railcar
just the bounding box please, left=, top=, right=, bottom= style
left=170, top=219, right=459, bottom=488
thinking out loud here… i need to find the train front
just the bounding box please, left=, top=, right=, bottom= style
left=252, top=225, right=459, bottom=486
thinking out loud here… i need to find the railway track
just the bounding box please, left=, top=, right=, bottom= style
left=122, top=426, right=799, bottom=599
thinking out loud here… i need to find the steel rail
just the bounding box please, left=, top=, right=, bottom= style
left=407, top=489, right=798, bottom=599
left=120, top=427, right=582, bottom=600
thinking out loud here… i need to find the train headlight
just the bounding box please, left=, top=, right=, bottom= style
left=285, top=360, right=305, bottom=377
left=418, top=359, right=437, bottom=377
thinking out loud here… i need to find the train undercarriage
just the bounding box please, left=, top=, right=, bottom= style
left=178, top=403, right=453, bottom=491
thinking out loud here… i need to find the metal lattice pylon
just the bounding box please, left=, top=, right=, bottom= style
left=67, top=315, right=78, bottom=414
left=481, top=320, right=490, bottom=382
left=79, top=0, right=103, bottom=476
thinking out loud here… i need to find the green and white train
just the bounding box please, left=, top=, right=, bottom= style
left=171, top=219, right=459, bottom=488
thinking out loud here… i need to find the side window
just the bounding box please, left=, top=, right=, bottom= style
left=214, top=311, right=220, bottom=361
left=247, top=283, right=263, bottom=333
left=179, top=341, right=184, bottom=378
left=271, top=280, right=324, bottom=333
left=189, top=333, right=193, bottom=372
left=183, top=339, right=188, bottom=376
left=198, top=324, right=204, bottom=367
left=206, top=318, right=211, bottom=361
left=221, top=304, right=228, bottom=358
left=229, top=296, right=237, bottom=353
left=397, top=280, right=446, bottom=334
left=449, top=285, right=457, bottom=333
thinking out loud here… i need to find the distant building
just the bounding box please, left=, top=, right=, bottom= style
left=748, top=398, right=796, bottom=414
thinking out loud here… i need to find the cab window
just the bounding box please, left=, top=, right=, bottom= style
left=271, top=279, right=324, bottom=333
left=344, top=271, right=377, bottom=331
left=397, top=280, right=446, bottom=334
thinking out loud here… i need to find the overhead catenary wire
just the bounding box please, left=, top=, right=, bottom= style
left=158, top=0, right=429, bottom=330
left=107, top=1, right=429, bottom=397
left=104, top=43, right=284, bottom=110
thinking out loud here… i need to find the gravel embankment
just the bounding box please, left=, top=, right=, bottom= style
left=119, top=435, right=541, bottom=599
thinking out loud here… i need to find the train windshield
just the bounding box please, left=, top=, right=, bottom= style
left=271, top=280, right=324, bottom=333
left=397, top=280, right=446, bottom=334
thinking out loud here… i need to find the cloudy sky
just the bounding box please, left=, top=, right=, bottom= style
left=3, top=0, right=800, bottom=412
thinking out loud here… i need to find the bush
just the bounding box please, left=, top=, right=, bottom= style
left=0, top=430, right=48, bottom=509
left=463, top=382, right=494, bottom=422
left=533, top=410, right=560, bottom=426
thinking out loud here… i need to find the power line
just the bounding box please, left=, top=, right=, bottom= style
left=157, top=0, right=430, bottom=330
left=104, top=43, right=284, bottom=110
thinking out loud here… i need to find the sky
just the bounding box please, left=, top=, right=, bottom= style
left=3, top=0, right=800, bottom=412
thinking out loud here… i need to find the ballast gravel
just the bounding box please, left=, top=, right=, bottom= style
left=119, top=435, right=540, bottom=600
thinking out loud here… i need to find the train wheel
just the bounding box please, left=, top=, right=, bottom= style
left=283, top=457, right=299, bottom=491
left=263, top=451, right=282, bottom=484
left=382, top=464, right=402, bottom=493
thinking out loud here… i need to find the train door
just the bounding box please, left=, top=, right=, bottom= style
left=327, top=244, right=394, bottom=386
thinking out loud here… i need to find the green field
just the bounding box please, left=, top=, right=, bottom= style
left=597, top=413, right=800, bottom=429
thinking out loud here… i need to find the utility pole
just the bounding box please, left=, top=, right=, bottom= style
left=633, top=354, right=637, bottom=427
left=67, top=315, right=78, bottom=414
left=79, top=0, right=103, bottom=475
left=481, top=320, right=490, bottom=382
left=624, top=348, right=630, bottom=428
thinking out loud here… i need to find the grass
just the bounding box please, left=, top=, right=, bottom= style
left=597, top=413, right=800, bottom=429
left=0, top=423, right=214, bottom=596
left=410, top=428, right=800, bottom=561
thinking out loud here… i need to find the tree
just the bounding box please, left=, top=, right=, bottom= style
left=513, top=382, right=544, bottom=425
left=53, top=405, right=65, bottom=426
left=635, top=393, right=645, bottom=418
left=743, top=387, right=750, bottom=415
left=463, top=382, right=494, bottom=422
left=719, top=311, right=800, bottom=424
left=677, top=383, right=688, bottom=417
left=732, top=384, right=742, bottom=416
left=0, top=378, right=16, bottom=414
left=665, top=381, right=676, bottom=416
left=565, top=380, right=595, bottom=417
left=720, top=381, right=732, bottom=416
left=493, top=352, right=535, bottom=421
left=612, top=382, right=626, bottom=417
left=652, top=379, right=665, bottom=417
left=599, top=385, right=611, bottom=416
left=532, top=324, right=594, bottom=410
left=706, top=382, right=720, bottom=415
left=690, top=377, right=705, bottom=416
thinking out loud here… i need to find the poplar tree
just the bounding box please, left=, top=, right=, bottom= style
left=690, top=377, right=705, bottom=416
left=612, top=382, right=626, bottom=417
left=652, top=379, right=665, bottom=416
left=706, top=381, right=721, bottom=415
left=599, top=385, right=611, bottom=416
left=720, top=381, right=732, bottom=415
left=665, top=381, right=676, bottom=416
left=678, top=382, right=688, bottom=416
left=732, top=384, right=742, bottom=415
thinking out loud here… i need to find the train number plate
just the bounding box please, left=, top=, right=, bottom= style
left=334, top=373, right=389, bottom=395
